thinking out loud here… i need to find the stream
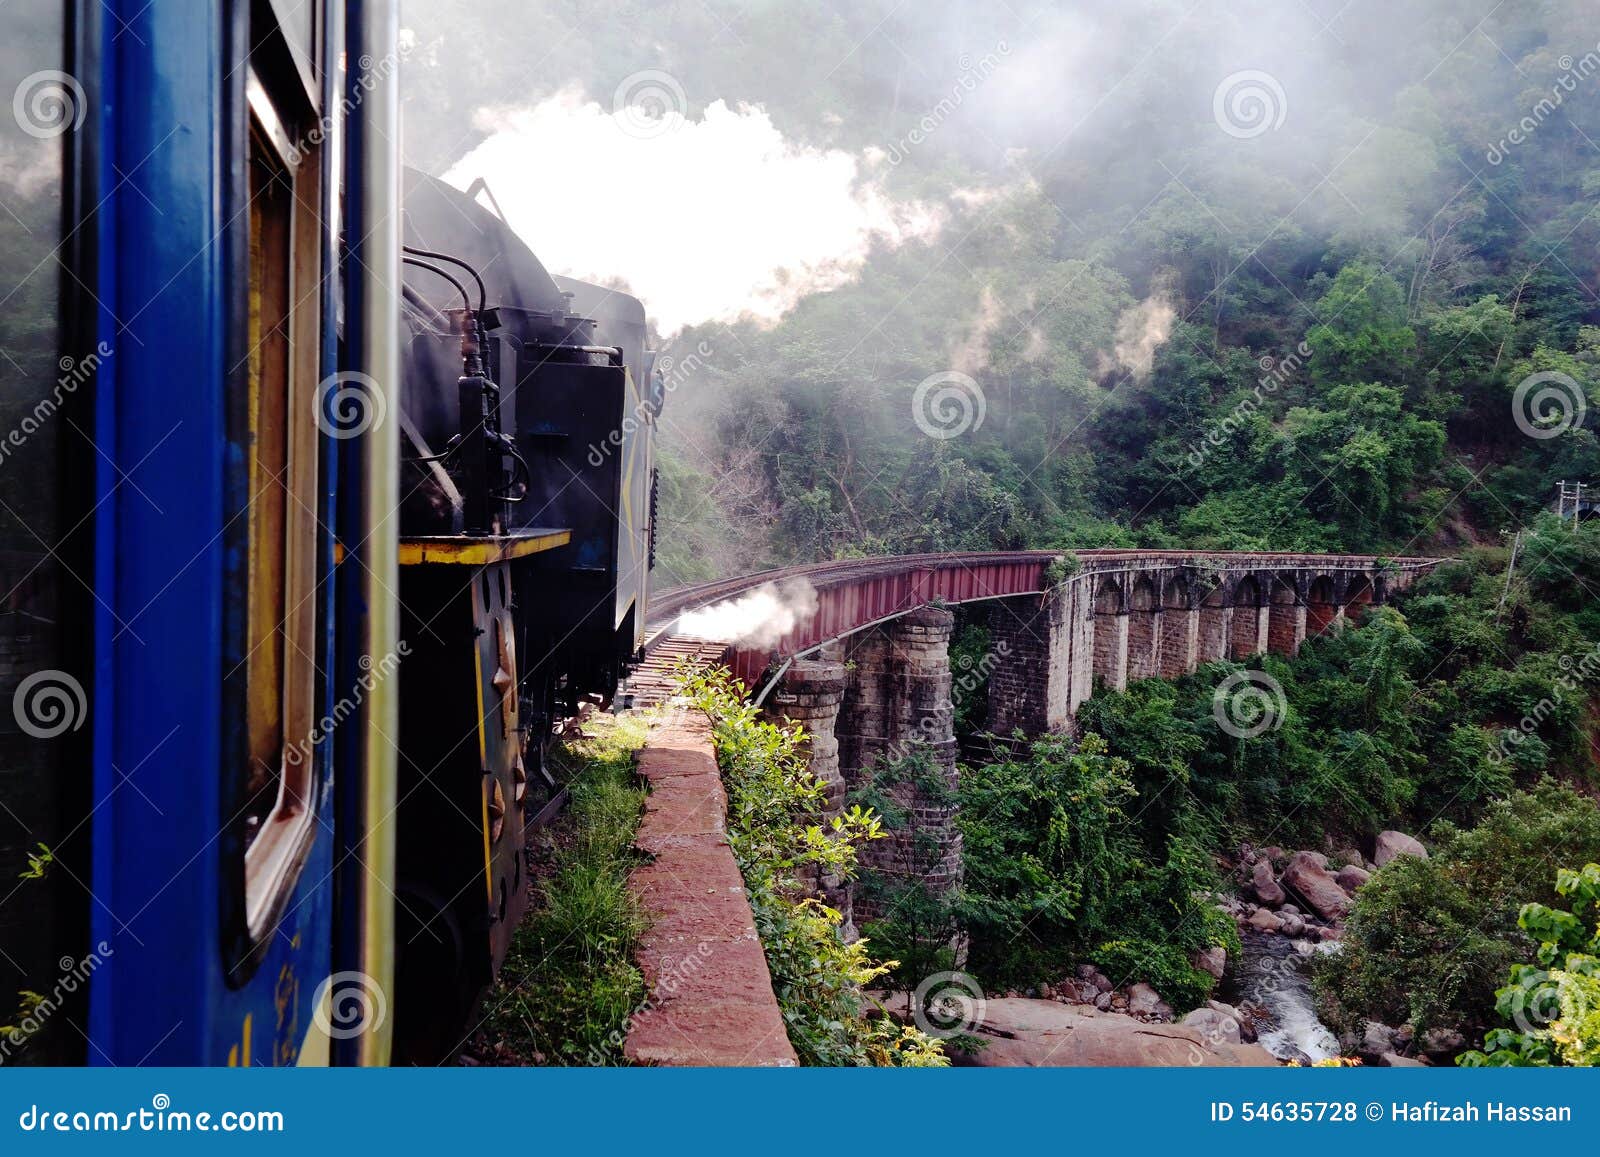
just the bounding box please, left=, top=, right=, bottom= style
left=1225, top=930, right=1340, bottom=1063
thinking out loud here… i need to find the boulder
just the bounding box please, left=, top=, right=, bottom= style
left=1281, top=851, right=1353, bottom=921
left=1208, top=1000, right=1257, bottom=1043
left=1093, top=991, right=1113, bottom=1012
left=1279, top=912, right=1307, bottom=938
left=1335, top=865, right=1371, bottom=893
left=1421, top=1027, right=1465, bottom=1056
left=1247, top=908, right=1283, bottom=933
left=1379, top=1052, right=1427, bottom=1067
left=1182, top=1008, right=1242, bottom=1045
left=934, top=998, right=1280, bottom=1067
left=1077, top=965, right=1113, bottom=992
left=1251, top=860, right=1286, bottom=907
left=1361, top=1021, right=1396, bottom=1058
left=1127, top=983, right=1167, bottom=1018
left=1374, top=831, right=1427, bottom=867
left=1194, top=946, right=1227, bottom=980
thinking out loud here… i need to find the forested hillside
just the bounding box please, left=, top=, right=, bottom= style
left=403, top=2, right=1597, bottom=582
left=402, top=0, right=1600, bottom=1066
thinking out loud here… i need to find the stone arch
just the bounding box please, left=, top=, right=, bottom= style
left=1159, top=573, right=1198, bottom=678
left=1092, top=574, right=1129, bottom=690
left=1127, top=574, right=1160, bottom=681
left=1230, top=574, right=1264, bottom=658
left=1267, top=573, right=1306, bottom=656
left=1197, top=573, right=1232, bottom=665
left=1093, top=575, right=1125, bottom=615
left=1306, top=574, right=1339, bottom=636
left=1344, top=573, right=1374, bottom=624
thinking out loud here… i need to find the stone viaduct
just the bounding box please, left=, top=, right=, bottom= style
left=642, top=551, right=1443, bottom=927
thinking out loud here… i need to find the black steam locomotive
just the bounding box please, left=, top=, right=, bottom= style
left=391, top=173, right=661, bottom=1060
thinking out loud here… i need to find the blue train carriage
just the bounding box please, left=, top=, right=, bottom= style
left=3, top=0, right=385, bottom=1067
left=0, top=0, right=660, bottom=1067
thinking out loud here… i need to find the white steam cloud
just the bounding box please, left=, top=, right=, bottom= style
left=1112, top=292, right=1176, bottom=377
left=675, top=578, right=819, bottom=648
left=443, top=92, right=942, bottom=333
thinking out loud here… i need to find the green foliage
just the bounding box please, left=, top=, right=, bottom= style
left=1315, top=783, right=1600, bottom=1043
left=680, top=666, right=947, bottom=1066
left=1460, top=863, right=1600, bottom=1067
left=849, top=746, right=962, bottom=986
left=957, top=732, right=1235, bottom=1009
left=479, top=714, right=649, bottom=1065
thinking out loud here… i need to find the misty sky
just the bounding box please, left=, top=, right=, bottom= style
left=406, top=0, right=1578, bottom=335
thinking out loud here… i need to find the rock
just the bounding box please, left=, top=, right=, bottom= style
left=1208, top=1000, right=1257, bottom=1043
left=936, top=998, right=1280, bottom=1067
left=1421, top=1027, right=1465, bottom=1056
left=1361, top=1021, right=1396, bottom=1058
left=1333, top=846, right=1364, bottom=869
left=1127, top=982, right=1165, bottom=1017
left=1281, top=851, right=1353, bottom=921
left=1379, top=1052, right=1427, bottom=1067
left=1392, top=1024, right=1415, bottom=1050
left=1335, top=865, right=1371, bottom=893
left=1374, top=830, right=1427, bottom=867
left=1279, top=903, right=1300, bottom=916
left=1260, top=845, right=1284, bottom=863
left=1247, top=908, right=1283, bottom=933
left=1279, top=912, right=1306, bottom=937
left=1039, top=983, right=1055, bottom=1000
left=1194, top=946, right=1227, bottom=980
left=1251, top=861, right=1286, bottom=907
left=1111, top=994, right=1128, bottom=1011
left=1077, top=965, right=1113, bottom=992
left=1291, top=939, right=1318, bottom=956
left=1182, top=1008, right=1242, bottom=1045
left=1094, top=991, right=1113, bottom=1012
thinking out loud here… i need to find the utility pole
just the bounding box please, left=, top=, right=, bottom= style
left=1556, top=480, right=1588, bottom=531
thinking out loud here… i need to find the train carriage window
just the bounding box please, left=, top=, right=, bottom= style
left=236, top=61, right=323, bottom=943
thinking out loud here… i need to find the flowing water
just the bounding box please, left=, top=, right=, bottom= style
left=1225, top=930, right=1340, bottom=1063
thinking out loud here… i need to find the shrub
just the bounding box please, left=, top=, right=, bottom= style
left=1315, top=782, right=1600, bottom=1042
left=681, top=665, right=947, bottom=1066
left=1459, top=863, right=1600, bottom=1067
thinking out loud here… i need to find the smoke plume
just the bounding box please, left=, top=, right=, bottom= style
left=675, top=578, right=819, bottom=648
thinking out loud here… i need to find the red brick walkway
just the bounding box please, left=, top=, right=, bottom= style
left=624, top=713, right=798, bottom=1066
